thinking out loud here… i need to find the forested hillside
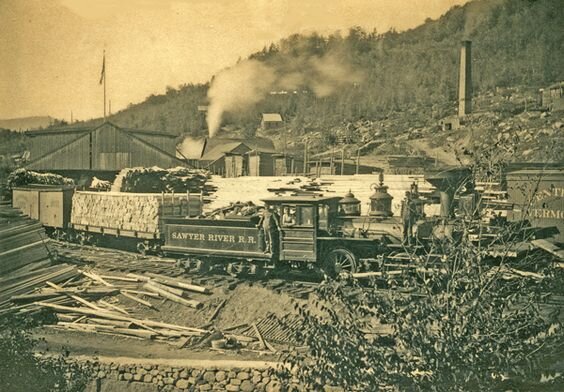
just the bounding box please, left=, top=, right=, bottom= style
left=94, top=0, right=562, bottom=139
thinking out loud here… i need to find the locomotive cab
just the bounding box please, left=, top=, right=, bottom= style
left=262, top=195, right=342, bottom=264
left=262, top=195, right=388, bottom=275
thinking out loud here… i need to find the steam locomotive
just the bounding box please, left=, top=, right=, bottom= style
left=10, top=167, right=563, bottom=277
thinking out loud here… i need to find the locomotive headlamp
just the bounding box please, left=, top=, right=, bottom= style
left=339, top=190, right=361, bottom=216
left=369, top=172, right=393, bottom=218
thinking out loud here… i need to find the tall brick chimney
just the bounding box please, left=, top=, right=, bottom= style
left=458, top=40, right=472, bottom=117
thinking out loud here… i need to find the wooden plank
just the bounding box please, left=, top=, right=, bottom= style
left=80, top=270, right=114, bottom=287
left=88, top=318, right=133, bottom=328
left=142, top=283, right=202, bottom=309
left=46, top=281, right=105, bottom=312
left=120, top=291, right=154, bottom=309
left=98, top=300, right=130, bottom=316
left=134, top=273, right=211, bottom=294
left=207, top=299, right=226, bottom=324
left=35, top=302, right=209, bottom=333
left=531, top=239, right=564, bottom=261
left=222, top=322, right=249, bottom=332
left=144, top=281, right=184, bottom=297
left=99, top=275, right=140, bottom=282
left=121, top=289, right=160, bottom=298
left=252, top=322, right=267, bottom=350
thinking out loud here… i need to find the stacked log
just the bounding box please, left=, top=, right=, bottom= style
left=7, top=168, right=74, bottom=188
left=71, top=191, right=203, bottom=234
left=111, top=166, right=214, bottom=194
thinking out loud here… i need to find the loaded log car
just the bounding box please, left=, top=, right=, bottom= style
left=11, top=185, right=203, bottom=254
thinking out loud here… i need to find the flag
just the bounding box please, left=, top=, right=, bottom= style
left=99, top=52, right=105, bottom=85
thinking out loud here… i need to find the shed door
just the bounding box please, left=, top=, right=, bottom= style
left=279, top=205, right=316, bottom=262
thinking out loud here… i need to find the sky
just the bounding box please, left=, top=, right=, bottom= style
left=0, top=0, right=470, bottom=121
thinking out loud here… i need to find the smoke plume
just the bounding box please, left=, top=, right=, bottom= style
left=206, top=50, right=364, bottom=137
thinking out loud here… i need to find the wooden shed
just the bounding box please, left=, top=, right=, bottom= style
left=261, top=113, right=283, bottom=130
left=540, top=82, right=564, bottom=112
left=25, top=122, right=184, bottom=172
left=202, top=142, right=252, bottom=175
left=273, top=154, right=304, bottom=176
left=307, top=159, right=381, bottom=176
left=224, top=153, right=246, bottom=178
left=247, top=150, right=275, bottom=176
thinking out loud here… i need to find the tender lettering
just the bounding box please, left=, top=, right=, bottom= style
left=171, top=231, right=258, bottom=243
left=171, top=232, right=205, bottom=240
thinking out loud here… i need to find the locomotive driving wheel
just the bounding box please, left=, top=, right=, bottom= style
left=324, top=248, right=358, bottom=278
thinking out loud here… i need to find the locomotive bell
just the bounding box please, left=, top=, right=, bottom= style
left=339, top=190, right=361, bottom=216
left=369, top=172, right=393, bottom=218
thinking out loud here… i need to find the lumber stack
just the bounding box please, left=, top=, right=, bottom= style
left=0, top=263, right=80, bottom=312
left=71, top=191, right=203, bottom=234
left=0, top=202, right=52, bottom=275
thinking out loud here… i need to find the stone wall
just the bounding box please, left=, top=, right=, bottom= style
left=82, top=361, right=343, bottom=392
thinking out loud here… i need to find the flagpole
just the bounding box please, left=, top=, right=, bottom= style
left=103, top=50, right=106, bottom=120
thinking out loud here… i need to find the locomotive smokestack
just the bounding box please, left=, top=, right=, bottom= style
left=458, top=40, right=472, bottom=117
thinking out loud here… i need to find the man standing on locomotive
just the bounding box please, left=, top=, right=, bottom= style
left=282, top=206, right=296, bottom=227
left=257, top=206, right=281, bottom=254
left=402, top=191, right=417, bottom=244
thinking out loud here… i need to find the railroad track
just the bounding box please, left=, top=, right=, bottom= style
left=50, top=241, right=321, bottom=300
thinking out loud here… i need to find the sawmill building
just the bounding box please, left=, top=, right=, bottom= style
left=25, top=122, right=185, bottom=174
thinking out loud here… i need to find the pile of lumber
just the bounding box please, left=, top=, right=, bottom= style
left=42, top=270, right=211, bottom=343
left=0, top=263, right=79, bottom=313
left=7, top=168, right=74, bottom=188
left=240, top=313, right=303, bottom=345
left=2, top=262, right=213, bottom=344
left=111, top=166, right=215, bottom=194
left=71, top=191, right=203, bottom=234
left=0, top=202, right=52, bottom=275
left=53, top=241, right=185, bottom=276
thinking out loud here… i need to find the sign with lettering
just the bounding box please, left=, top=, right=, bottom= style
left=507, top=171, right=564, bottom=242
left=165, top=223, right=262, bottom=254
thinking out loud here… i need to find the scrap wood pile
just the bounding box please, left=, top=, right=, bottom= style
left=210, top=313, right=304, bottom=354
left=266, top=177, right=330, bottom=196
left=2, top=264, right=216, bottom=345
left=43, top=270, right=212, bottom=345
left=71, top=191, right=203, bottom=234
left=0, top=202, right=52, bottom=275
left=52, top=241, right=185, bottom=276
left=7, top=168, right=74, bottom=189
left=240, top=313, right=302, bottom=345
left=205, top=201, right=260, bottom=219
left=111, top=166, right=216, bottom=194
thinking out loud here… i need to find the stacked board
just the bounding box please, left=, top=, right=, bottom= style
left=71, top=191, right=203, bottom=235
left=0, top=202, right=52, bottom=275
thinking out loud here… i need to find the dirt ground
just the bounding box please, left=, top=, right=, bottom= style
left=33, top=269, right=304, bottom=363
left=35, top=327, right=278, bottom=363
left=215, top=283, right=299, bottom=330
